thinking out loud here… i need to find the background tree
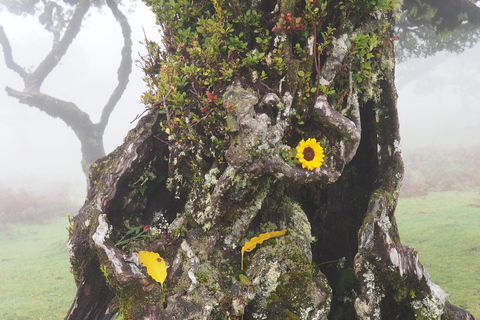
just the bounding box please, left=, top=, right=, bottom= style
left=395, top=0, right=480, bottom=95
left=396, top=0, right=480, bottom=62
left=0, top=0, right=132, bottom=177
left=65, top=1, right=476, bottom=320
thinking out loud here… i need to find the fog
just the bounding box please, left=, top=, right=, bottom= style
left=397, top=45, right=480, bottom=148
left=0, top=3, right=158, bottom=201
left=1, top=2, right=480, bottom=318
left=0, top=4, right=479, bottom=199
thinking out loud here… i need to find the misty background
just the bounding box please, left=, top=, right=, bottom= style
left=0, top=1, right=479, bottom=318
left=0, top=3, right=479, bottom=202
left=0, top=2, right=158, bottom=201
left=397, top=46, right=480, bottom=148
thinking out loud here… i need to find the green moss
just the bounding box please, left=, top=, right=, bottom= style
left=266, top=270, right=314, bottom=317
left=118, top=284, right=156, bottom=319
left=360, top=257, right=421, bottom=319
left=281, top=309, right=300, bottom=320
left=327, top=266, right=359, bottom=319
left=261, top=251, right=321, bottom=317
left=100, top=264, right=114, bottom=288
left=336, top=267, right=358, bottom=297
left=194, top=271, right=209, bottom=284
left=108, top=259, right=166, bottom=319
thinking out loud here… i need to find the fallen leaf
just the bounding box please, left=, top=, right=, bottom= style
left=241, top=229, right=287, bottom=270
left=138, top=251, right=167, bottom=289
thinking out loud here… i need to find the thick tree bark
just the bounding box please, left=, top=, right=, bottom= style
left=65, top=1, right=476, bottom=319
left=65, top=88, right=476, bottom=319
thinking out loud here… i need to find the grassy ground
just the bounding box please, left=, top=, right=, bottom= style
left=0, top=190, right=478, bottom=319
left=0, top=218, right=77, bottom=320
left=396, top=189, right=480, bottom=318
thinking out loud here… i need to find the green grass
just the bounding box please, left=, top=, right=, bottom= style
left=1, top=190, right=479, bottom=319
left=0, top=218, right=77, bottom=320
left=396, top=189, right=480, bottom=318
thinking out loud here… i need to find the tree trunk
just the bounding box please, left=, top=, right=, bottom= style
left=65, top=1, right=476, bottom=319
left=0, top=0, right=132, bottom=179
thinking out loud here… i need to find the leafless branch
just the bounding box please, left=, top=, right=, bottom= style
left=98, top=0, right=133, bottom=133
left=30, top=0, right=91, bottom=89
left=5, top=87, right=92, bottom=136
left=0, top=26, right=28, bottom=79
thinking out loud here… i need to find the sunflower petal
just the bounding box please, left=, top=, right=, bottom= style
left=295, top=138, right=325, bottom=171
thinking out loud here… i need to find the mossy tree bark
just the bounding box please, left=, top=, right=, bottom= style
left=65, top=0, right=475, bottom=319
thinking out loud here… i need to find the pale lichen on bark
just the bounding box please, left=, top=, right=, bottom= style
left=64, top=1, right=477, bottom=319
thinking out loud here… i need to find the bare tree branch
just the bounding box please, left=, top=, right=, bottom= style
left=29, top=0, right=91, bottom=89
left=0, top=26, right=28, bottom=79
left=98, top=0, right=133, bottom=133
left=4, top=87, right=104, bottom=172
left=0, top=0, right=134, bottom=178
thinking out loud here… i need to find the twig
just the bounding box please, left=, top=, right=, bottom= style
left=341, top=70, right=354, bottom=115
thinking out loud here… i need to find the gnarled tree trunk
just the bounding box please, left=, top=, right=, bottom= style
left=65, top=0, right=475, bottom=319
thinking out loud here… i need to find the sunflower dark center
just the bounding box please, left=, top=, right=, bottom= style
left=303, top=147, right=315, bottom=161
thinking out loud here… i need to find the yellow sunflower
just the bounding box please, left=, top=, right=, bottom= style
left=296, top=138, right=325, bottom=171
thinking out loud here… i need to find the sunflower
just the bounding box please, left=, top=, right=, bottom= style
left=296, top=138, right=325, bottom=171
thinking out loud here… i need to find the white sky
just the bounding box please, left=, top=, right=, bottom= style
left=396, top=45, right=480, bottom=149
left=0, top=3, right=159, bottom=199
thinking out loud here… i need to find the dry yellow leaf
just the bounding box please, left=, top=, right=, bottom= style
left=241, top=229, right=287, bottom=270
left=138, top=251, right=167, bottom=289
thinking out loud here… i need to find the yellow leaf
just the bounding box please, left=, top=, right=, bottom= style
left=241, top=229, right=287, bottom=270
left=138, top=251, right=167, bottom=289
